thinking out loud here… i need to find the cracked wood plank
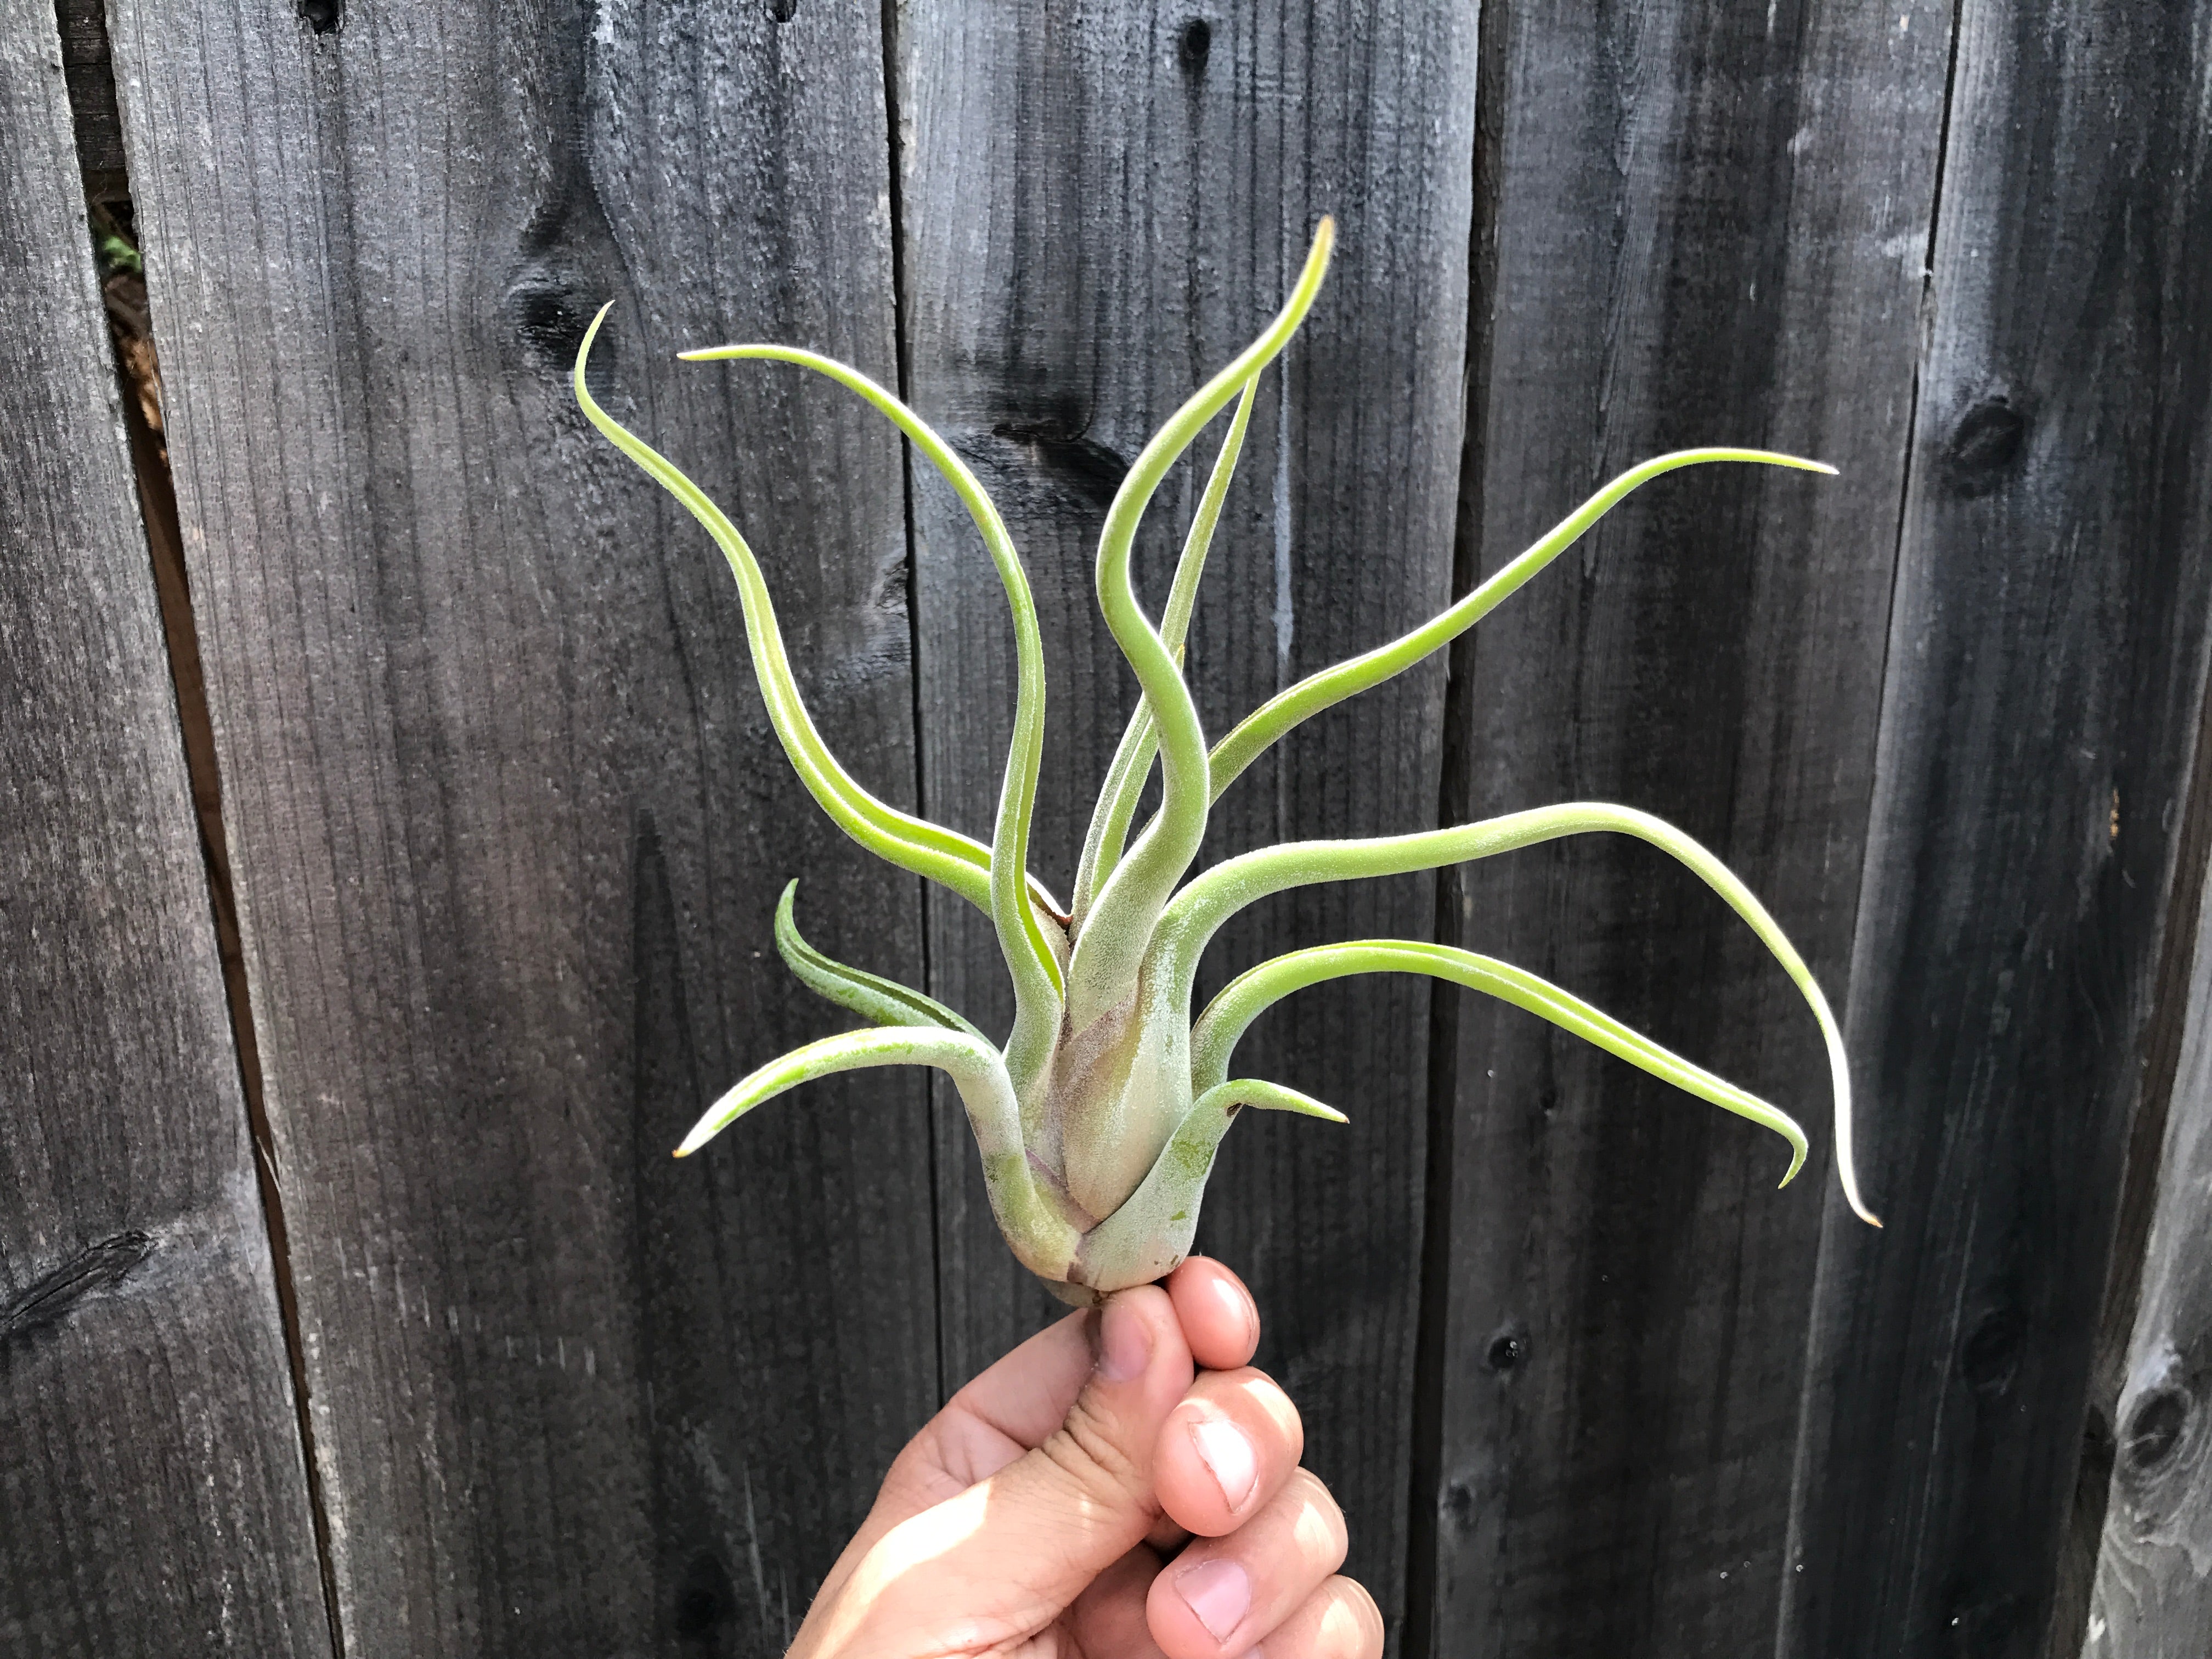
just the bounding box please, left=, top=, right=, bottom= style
left=105, top=0, right=933, bottom=1651
left=0, top=2, right=329, bottom=1652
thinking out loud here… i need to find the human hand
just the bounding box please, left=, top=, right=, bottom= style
left=787, top=1258, right=1381, bottom=1658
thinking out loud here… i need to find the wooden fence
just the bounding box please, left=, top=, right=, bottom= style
left=4, top=0, right=2209, bottom=1654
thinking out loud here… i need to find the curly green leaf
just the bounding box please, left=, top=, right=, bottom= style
left=1159, top=800, right=1872, bottom=1223
left=1074, top=375, right=1263, bottom=926
left=674, top=1025, right=1079, bottom=1279
left=671, top=339, right=1064, bottom=1063
left=1071, top=699, right=1160, bottom=936
left=574, top=309, right=1001, bottom=914
left=1207, top=449, right=1838, bottom=800
left=773, top=881, right=983, bottom=1040
left=1193, top=939, right=1807, bottom=1184
left=1070, top=221, right=1337, bottom=1023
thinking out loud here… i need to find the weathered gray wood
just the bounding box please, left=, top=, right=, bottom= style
left=895, top=1, right=1476, bottom=1637
left=2080, top=837, right=2212, bottom=1654
left=1783, top=2, right=2212, bottom=1655
left=0, top=4, right=329, bottom=1652
left=2041, top=648, right=2212, bottom=1658
left=1413, top=4, right=1952, bottom=1653
left=35, top=5, right=2210, bottom=1655
left=108, top=0, right=935, bottom=1651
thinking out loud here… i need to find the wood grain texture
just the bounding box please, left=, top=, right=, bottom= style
left=2081, top=840, right=2212, bottom=1655
left=1415, top=4, right=1951, bottom=1653
left=107, top=0, right=935, bottom=1651
left=1784, top=2, right=2212, bottom=1655
left=894, top=0, right=1476, bottom=1637
left=0, top=4, right=329, bottom=1652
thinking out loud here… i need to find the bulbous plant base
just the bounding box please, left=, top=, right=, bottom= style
left=1044, top=1279, right=1103, bottom=1309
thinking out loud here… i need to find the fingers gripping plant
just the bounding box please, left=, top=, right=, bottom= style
left=575, top=219, right=1881, bottom=1304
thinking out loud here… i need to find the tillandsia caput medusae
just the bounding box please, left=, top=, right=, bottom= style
left=573, top=218, right=1882, bottom=1304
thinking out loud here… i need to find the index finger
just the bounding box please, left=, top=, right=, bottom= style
left=1166, top=1257, right=1259, bottom=1370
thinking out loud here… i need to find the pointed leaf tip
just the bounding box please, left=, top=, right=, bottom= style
left=1777, top=1137, right=1808, bottom=1188
left=1214, top=1077, right=1347, bottom=1123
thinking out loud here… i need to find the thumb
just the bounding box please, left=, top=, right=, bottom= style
left=825, top=1285, right=1193, bottom=1654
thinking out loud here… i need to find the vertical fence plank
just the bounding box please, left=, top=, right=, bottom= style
left=895, top=0, right=1476, bottom=1634
left=0, top=5, right=329, bottom=1653
left=1784, top=3, right=2212, bottom=1655
left=1419, top=3, right=1952, bottom=1654
left=2080, top=840, right=2212, bottom=1655
left=107, top=1, right=932, bottom=1652
left=44, top=3, right=2208, bottom=1654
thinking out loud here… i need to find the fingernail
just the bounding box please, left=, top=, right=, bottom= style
left=1189, top=1414, right=1259, bottom=1511
left=1097, top=1297, right=1152, bottom=1383
left=1176, top=1558, right=1251, bottom=1642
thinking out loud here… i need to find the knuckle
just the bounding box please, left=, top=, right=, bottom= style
left=1041, top=1393, right=1153, bottom=1512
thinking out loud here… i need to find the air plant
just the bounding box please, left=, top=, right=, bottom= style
left=573, top=218, right=1880, bottom=1304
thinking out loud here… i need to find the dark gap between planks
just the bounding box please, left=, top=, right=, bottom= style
left=50, top=2, right=347, bottom=1652
left=1402, top=0, right=1510, bottom=1645
left=874, top=0, right=947, bottom=1408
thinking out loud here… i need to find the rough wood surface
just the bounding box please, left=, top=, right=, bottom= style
left=895, top=2, right=1476, bottom=1638
left=108, top=1, right=935, bottom=1651
left=2081, top=841, right=2212, bottom=1655
left=0, top=5, right=330, bottom=1652
left=1415, top=4, right=1951, bottom=1654
left=25, top=3, right=2212, bottom=1654
left=1784, top=2, right=2212, bottom=1655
